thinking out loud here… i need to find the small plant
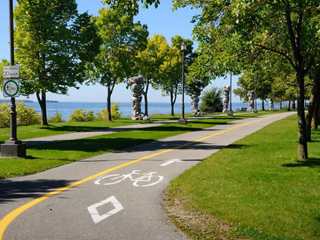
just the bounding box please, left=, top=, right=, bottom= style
left=48, top=111, right=63, bottom=123
left=70, top=109, right=94, bottom=122
left=96, top=103, right=122, bottom=121
left=200, top=87, right=223, bottom=113
left=16, top=101, right=41, bottom=125
left=111, top=102, right=122, bottom=120
left=0, top=103, right=10, bottom=128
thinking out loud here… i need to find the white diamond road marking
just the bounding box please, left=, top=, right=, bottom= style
left=87, top=196, right=124, bottom=224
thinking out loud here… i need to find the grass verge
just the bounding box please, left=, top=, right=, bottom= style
left=0, top=113, right=268, bottom=179
left=164, top=114, right=320, bottom=240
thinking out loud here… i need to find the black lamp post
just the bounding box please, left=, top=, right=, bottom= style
left=178, top=42, right=187, bottom=125
left=228, top=73, right=233, bottom=116
left=1, top=0, right=26, bottom=158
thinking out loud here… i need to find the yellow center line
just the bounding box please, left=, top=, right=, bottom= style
left=0, top=113, right=279, bottom=239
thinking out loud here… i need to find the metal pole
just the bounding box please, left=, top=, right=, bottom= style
left=1, top=0, right=26, bottom=158
left=178, top=43, right=187, bottom=125
left=228, top=73, right=233, bottom=116
left=181, top=50, right=185, bottom=119
left=9, top=0, right=17, bottom=141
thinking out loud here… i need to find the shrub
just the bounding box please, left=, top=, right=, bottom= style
left=200, top=87, right=223, bottom=113
left=70, top=109, right=94, bottom=122
left=96, top=103, right=122, bottom=121
left=48, top=111, right=63, bottom=123
left=0, top=103, right=10, bottom=128
left=16, top=101, right=41, bottom=125
left=0, top=101, right=41, bottom=127
left=111, top=102, right=122, bottom=120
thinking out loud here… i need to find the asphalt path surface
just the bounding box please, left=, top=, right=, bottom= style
left=0, top=112, right=295, bottom=240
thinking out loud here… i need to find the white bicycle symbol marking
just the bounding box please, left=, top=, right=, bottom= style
left=94, top=170, right=164, bottom=187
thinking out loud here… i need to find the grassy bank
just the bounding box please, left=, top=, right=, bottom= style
left=0, top=113, right=269, bottom=179
left=164, top=114, right=320, bottom=240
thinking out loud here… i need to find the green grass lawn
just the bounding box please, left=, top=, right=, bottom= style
left=164, top=114, right=320, bottom=240
left=0, top=113, right=265, bottom=179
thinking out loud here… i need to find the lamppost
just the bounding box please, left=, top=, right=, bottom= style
left=254, top=86, right=258, bottom=113
left=1, top=0, right=26, bottom=158
left=178, top=42, right=187, bottom=125
left=228, top=73, right=233, bottom=116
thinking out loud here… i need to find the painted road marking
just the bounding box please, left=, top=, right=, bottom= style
left=160, top=159, right=183, bottom=167
left=94, top=170, right=164, bottom=187
left=0, top=113, right=282, bottom=239
left=87, top=196, right=123, bottom=224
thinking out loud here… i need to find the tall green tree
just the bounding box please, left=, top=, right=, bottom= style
left=173, top=0, right=320, bottom=160
left=156, top=41, right=181, bottom=116
left=14, top=0, right=100, bottom=125
left=153, top=36, right=192, bottom=116
left=89, top=7, right=148, bottom=120
left=136, top=34, right=167, bottom=116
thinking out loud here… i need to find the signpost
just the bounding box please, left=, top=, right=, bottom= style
left=1, top=0, right=26, bottom=158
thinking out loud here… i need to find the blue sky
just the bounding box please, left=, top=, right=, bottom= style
left=0, top=0, right=240, bottom=103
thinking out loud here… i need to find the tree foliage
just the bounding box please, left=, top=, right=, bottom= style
left=89, top=7, right=148, bottom=120
left=14, top=0, right=100, bottom=125
left=136, top=34, right=168, bottom=116
left=173, top=0, right=320, bottom=159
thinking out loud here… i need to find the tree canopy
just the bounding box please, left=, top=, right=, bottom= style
left=88, top=7, right=148, bottom=120
left=14, top=0, right=100, bottom=125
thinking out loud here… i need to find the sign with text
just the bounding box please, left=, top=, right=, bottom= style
left=3, top=65, right=19, bottom=78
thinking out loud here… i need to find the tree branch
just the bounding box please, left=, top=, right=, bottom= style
left=254, top=43, right=296, bottom=69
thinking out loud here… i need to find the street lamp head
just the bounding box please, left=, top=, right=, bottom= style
left=181, top=42, right=187, bottom=51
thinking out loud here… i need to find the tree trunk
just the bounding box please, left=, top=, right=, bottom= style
left=143, top=82, right=149, bottom=116
left=262, top=100, right=265, bottom=111
left=37, top=90, right=48, bottom=126
left=296, top=74, right=308, bottom=159
left=306, top=91, right=315, bottom=142
left=107, top=86, right=112, bottom=121
left=306, top=77, right=320, bottom=141
left=170, top=91, right=174, bottom=116
left=312, top=96, right=320, bottom=129
left=311, top=78, right=320, bottom=129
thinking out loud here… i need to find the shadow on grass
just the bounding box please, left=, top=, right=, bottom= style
left=282, top=158, right=320, bottom=168
left=0, top=179, right=75, bottom=203
left=39, top=125, right=111, bottom=132
left=29, top=137, right=154, bottom=152
left=224, top=143, right=252, bottom=150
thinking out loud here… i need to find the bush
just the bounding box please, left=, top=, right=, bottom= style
left=48, top=111, right=63, bottom=123
left=0, top=102, right=41, bottom=127
left=111, top=102, right=122, bottom=120
left=0, top=103, right=10, bottom=128
left=16, top=101, right=41, bottom=125
left=96, top=103, right=122, bottom=120
left=70, top=109, right=94, bottom=122
left=200, top=87, right=223, bottom=113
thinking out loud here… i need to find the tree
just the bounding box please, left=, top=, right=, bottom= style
left=155, top=41, right=181, bottom=116
left=173, top=0, right=320, bottom=160
left=153, top=36, right=192, bottom=116
left=136, top=34, right=167, bottom=116
left=14, top=0, right=100, bottom=125
left=89, top=7, right=148, bottom=120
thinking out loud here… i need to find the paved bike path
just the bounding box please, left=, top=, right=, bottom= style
left=0, top=112, right=295, bottom=240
